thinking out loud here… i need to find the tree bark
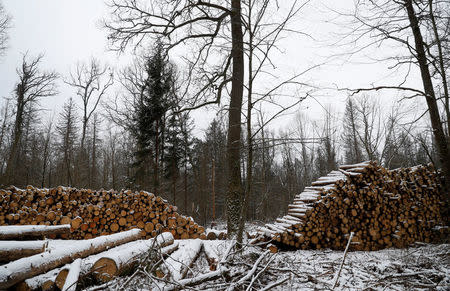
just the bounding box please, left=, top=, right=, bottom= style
left=237, top=1, right=253, bottom=246
left=0, top=229, right=143, bottom=289
left=226, top=0, right=245, bottom=238
left=0, top=224, right=70, bottom=240
left=5, top=88, right=25, bottom=185
left=428, top=0, right=450, bottom=137
left=405, top=0, right=450, bottom=202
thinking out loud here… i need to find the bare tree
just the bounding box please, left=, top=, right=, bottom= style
left=65, top=58, right=113, bottom=150
left=0, top=99, right=11, bottom=174
left=0, top=1, right=11, bottom=57
left=237, top=0, right=310, bottom=245
left=344, top=0, right=450, bottom=202
left=105, top=0, right=245, bottom=237
left=3, top=54, right=58, bottom=185
left=354, top=96, right=383, bottom=161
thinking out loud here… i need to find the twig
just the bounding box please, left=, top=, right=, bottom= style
left=218, top=239, right=236, bottom=269
left=332, top=232, right=354, bottom=289
left=163, top=268, right=230, bottom=291
left=82, top=280, right=116, bottom=291
left=246, top=256, right=274, bottom=291
left=227, top=250, right=269, bottom=291
left=258, top=276, right=289, bottom=291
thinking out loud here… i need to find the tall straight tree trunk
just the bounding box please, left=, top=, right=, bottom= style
left=154, top=120, right=159, bottom=194
left=5, top=92, right=25, bottom=185
left=261, top=124, right=268, bottom=218
left=172, top=161, right=176, bottom=206
left=237, top=1, right=253, bottom=245
left=226, top=0, right=245, bottom=238
left=184, top=158, right=188, bottom=214
left=428, top=0, right=450, bottom=136
left=41, top=124, right=51, bottom=188
left=91, top=117, right=98, bottom=188
left=405, top=0, right=450, bottom=201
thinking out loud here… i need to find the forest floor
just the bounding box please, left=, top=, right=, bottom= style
left=82, top=223, right=450, bottom=291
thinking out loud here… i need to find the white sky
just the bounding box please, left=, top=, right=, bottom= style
left=0, top=0, right=427, bottom=139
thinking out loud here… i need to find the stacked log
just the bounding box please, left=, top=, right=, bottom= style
left=13, top=232, right=176, bottom=291
left=257, top=161, right=447, bottom=251
left=0, top=229, right=144, bottom=289
left=0, top=186, right=205, bottom=240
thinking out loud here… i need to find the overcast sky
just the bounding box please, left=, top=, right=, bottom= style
left=0, top=0, right=426, bottom=138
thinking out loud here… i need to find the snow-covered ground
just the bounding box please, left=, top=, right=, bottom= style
left=87, top=240, right=449, bottom=290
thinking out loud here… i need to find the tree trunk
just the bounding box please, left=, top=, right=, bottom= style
left=154, top=120, right=159, bottom=194
left=428, top=0, right=450, bottom=137
left=5, top=94, right=24, bottom=185
left=172, top=161, right=176, bottom=206
left=0, top=241, right=46, bottom=262
left=92, top=233, right=174, bottom=282
left=0, top=229, right=143, bottom=289
left=237, top=3, right=253, bottom=246
left=0, top=224, right=71, bottom=240
left=405, top=0, right=450, bottom=203
left=226, top=0, right=245, bottom=238
left=184, top=160, right=188, bottom=214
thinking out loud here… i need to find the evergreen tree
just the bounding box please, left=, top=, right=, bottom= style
left=129, top=43, right=175, bottom=192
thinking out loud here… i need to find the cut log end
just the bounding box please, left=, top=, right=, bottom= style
left=92, top=257, right=118, bottom=282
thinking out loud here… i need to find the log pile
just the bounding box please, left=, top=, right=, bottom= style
left=0, top=229, right=144, bottom=289
left=0, top=186, right=205, bottom=240
left=9, top=232, right=176, bottom=291
left=257, top=161, right=447, bottom=250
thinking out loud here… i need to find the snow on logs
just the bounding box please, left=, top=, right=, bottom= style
left=256, top=161, right=447, bottom=251
left=156, top=239, right=204, bottom=281
left=0, top=240, right=46, bottom=262
left=61, top=258, right=81, bottom=291
left=0, top=224, right=70, bottom=240
left=15, top=267, right=63, bottom=291
left=0, top=229, right=143, bottom=289
left=92, top=232, right=175, bottom=282
left=0, top=186, right=205, bottom=240
left=53, top=233, right=177, bottom=289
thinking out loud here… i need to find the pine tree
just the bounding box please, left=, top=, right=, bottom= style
left=130, top=43, right=175, bottom=192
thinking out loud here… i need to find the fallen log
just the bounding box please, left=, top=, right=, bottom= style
left=157, top=239, right=203, bottom=281
left=0, top=229, right=144, bottom=289
left=15, top=267, right=62, bottom=291
left=0, top=224, right=70, bottom=240
left=0, top=241, right=46, bottom=262
left=62, top=258, right=81, bottom=291
left=203, top=241, right=229, bottom=271
left=56, top=236, right=179, bottom=289
left=92, top=232, right=174, bottom=282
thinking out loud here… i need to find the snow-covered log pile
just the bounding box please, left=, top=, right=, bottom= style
left=0, top=186, right=205, bottom=240
left=0, top=229, right=144, bottom=289
left=52, top=237, right=447, bottom=290
left=256, top=161, right=447, bottom=250
left=3, top=231, right=175, bottom=290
